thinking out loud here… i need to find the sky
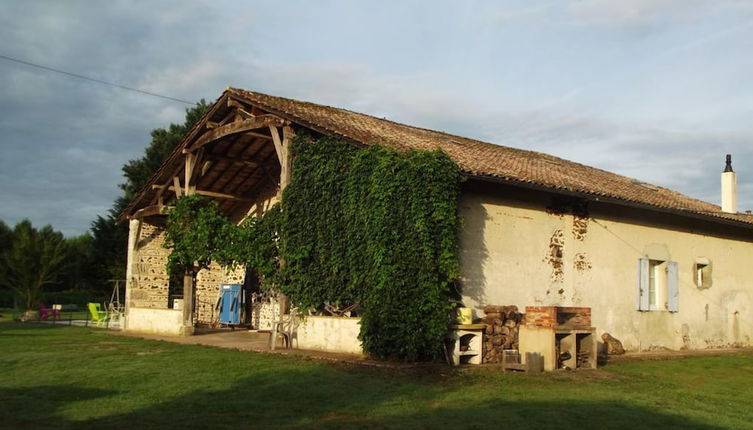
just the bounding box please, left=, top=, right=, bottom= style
left=1, top=0, right=753, bottom=236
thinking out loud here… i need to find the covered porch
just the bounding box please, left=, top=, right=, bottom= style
left=120, top=89, right=297, bottom=339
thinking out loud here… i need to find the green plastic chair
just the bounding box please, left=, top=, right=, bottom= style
left=87, top=303, right=109, bottom=327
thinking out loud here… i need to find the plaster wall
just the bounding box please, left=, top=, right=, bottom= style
left=459, top=181, right=753, bottom=351
left=126, top=307, right=184, bottom=336
left=296, top=316, right=363, bottom=354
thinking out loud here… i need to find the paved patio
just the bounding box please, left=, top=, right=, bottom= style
left=110, top=328, right=402, bottom=367
left=113, top=328, right=476, bottom=373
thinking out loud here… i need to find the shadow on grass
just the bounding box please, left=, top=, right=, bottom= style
left=1, top=367, right=726, bottom=430
left=0, top=385, right=115, bottom=429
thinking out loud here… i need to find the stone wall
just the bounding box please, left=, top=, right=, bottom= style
left=251, top=294, right=281, bottom=330
left=194, top=263, right=246, bottom=325
left=129, top=221, right=170, bottom=308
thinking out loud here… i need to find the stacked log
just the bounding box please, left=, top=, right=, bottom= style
left=482, top=305, right=522, bottom=364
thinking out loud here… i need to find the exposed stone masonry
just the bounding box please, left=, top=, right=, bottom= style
left=130, top=221, right=170, bottom=308
left=194, top=263, right=246, bottom=324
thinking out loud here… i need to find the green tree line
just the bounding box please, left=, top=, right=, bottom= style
left=0, top=100, right=209, bottom=309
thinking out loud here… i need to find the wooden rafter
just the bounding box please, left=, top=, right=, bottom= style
left=212, top=137, right=271, bottom=214
left=205, top=153, right=260, bottom=168
left=269, top=125, right=284, bottom=165
left=131, top=204, right=170, bottom=219
left=184, top=152, right=196, bottom=195
left=150, top=163, right=184, bottom=206
left=172, top=176, right=183, bottom=198
left=185, top=115, right=285, bottom=153
left=222, top=150, right=280, bottom=216
left=268, top=125, right=295, bottom=191
left=201, top=134, right=256, bottom=194
left=151, top=185, right=253, bottom=202
left=186, top=148, right=206, bottom=195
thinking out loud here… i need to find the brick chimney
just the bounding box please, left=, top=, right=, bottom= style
left=721, top=154, right=738, bottom=213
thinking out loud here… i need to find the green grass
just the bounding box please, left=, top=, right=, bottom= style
left=1, top=313, right=752, bottom=430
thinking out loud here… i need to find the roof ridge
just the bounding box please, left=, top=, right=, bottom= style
left=129, top=86, right=747, bottom=228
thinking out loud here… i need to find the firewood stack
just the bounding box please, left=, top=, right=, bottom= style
left=482, top=305, right=522, bottom=364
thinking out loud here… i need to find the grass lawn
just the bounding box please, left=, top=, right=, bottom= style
left=1, top=313, right=752, bottom=430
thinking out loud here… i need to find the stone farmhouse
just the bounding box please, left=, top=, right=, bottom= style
left=119, top=87, right=753, bottom=357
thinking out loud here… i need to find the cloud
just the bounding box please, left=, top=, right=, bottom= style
left=0, top=1, right=247, bottom=236
left=237, top=60, right=753, bottom=212
left=1, top=0, right=752, bottom=236
left=567, top=0, right=706, bottom=28
left=479, top=3, right=557, bottom=25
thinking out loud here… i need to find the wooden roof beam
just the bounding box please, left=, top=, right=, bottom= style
left=151, top=185, right=254, bottom=202
left=205, top=154, right=260, bottom=168
left=130, top=204, right=170, bottom=219
left=185, top=115, right=285, bottom=153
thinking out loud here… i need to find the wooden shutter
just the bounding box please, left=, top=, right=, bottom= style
left=667, top=261, right=679, bottom=312
left=637, top=258, right=649, bottom=311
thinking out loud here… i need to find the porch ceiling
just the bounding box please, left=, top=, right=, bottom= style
left=121, top=93, right=293, bottom=222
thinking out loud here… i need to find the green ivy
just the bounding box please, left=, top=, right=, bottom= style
left=164, top=195, right=230, bottom=275
left=279, top=136, right=462, bottom=361
left=164, top=136, right=463, bottom=361
left=164, top=195, right=279, bottom=280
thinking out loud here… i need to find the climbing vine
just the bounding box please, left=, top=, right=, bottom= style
left=164, top=135, right=463, bottom=361
left=279, top=136, right=463, bottom=361
left=163, top=195, right=279, bottom=280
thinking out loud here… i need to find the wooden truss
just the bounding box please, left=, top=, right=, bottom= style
left=130, top=94, right=296, bottom=220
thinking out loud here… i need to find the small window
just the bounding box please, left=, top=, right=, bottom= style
left=637, top=258, right=679, bottom=312
left=648, top=260, right=665, bottom=310
left=694, top=258, right=712, bottom=289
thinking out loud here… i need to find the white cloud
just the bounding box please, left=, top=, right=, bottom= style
left=567, top=0, right=706, bottom=27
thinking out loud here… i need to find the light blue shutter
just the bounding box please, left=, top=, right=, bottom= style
left=637, top=258, right=649, bottom=311
left=667, top=261, right=679, bottom=312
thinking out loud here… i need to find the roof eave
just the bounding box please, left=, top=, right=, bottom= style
left=470, top=174, right=753, bottom=232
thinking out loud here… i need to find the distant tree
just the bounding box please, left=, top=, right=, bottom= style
left=0, top=220, right=12, bottom=292
left=88, top=101, right=210, bottom=290
left=63, top=232, right=95, bottom=291
left=120, top=100, right=211, bottom=200
left=0, top=220, right=69, bottom=310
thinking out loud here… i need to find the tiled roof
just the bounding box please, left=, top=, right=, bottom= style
left=228, top=88, right=753, bottom=227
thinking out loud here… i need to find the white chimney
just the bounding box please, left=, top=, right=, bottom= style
left=721, top=154, right=738, bottom=213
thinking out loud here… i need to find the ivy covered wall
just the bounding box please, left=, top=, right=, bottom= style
left=279, top=136, right=463, bottom=360
left=165, top=136, right=463, bottom=361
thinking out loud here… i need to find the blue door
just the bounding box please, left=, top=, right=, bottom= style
left=218, top=284, right=242, bottom=325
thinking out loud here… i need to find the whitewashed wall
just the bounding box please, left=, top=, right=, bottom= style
left=125, top=307, right=184, bottom=336
left=459, top=181, right=753, bottom=352
left=295, top=316, right=363, bottom=354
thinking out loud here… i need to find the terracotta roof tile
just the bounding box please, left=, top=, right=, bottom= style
left=228, top=88, right=753, bottom=227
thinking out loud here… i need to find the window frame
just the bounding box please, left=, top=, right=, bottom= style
left=637, top=258, right=678, bottom=312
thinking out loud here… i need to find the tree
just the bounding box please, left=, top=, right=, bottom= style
left=88, top=100, right=210, bottom=290
left=0, top=220, right=69, bottom=310
left=63, top=233, right=95, bottom=291
left=0, top=220, right=12, bottom=291
left=120, top=100, right=210, bottom=200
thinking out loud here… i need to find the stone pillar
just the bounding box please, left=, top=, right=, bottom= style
left=182, top=270, right=195, bottom=336
left=124, top=218, right=141, bottom=330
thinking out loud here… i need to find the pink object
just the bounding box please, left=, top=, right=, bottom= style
left=37, top=303, right=61, bottom=321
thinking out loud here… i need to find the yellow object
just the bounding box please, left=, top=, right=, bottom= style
left=457, top=307, right=473, bottom=325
